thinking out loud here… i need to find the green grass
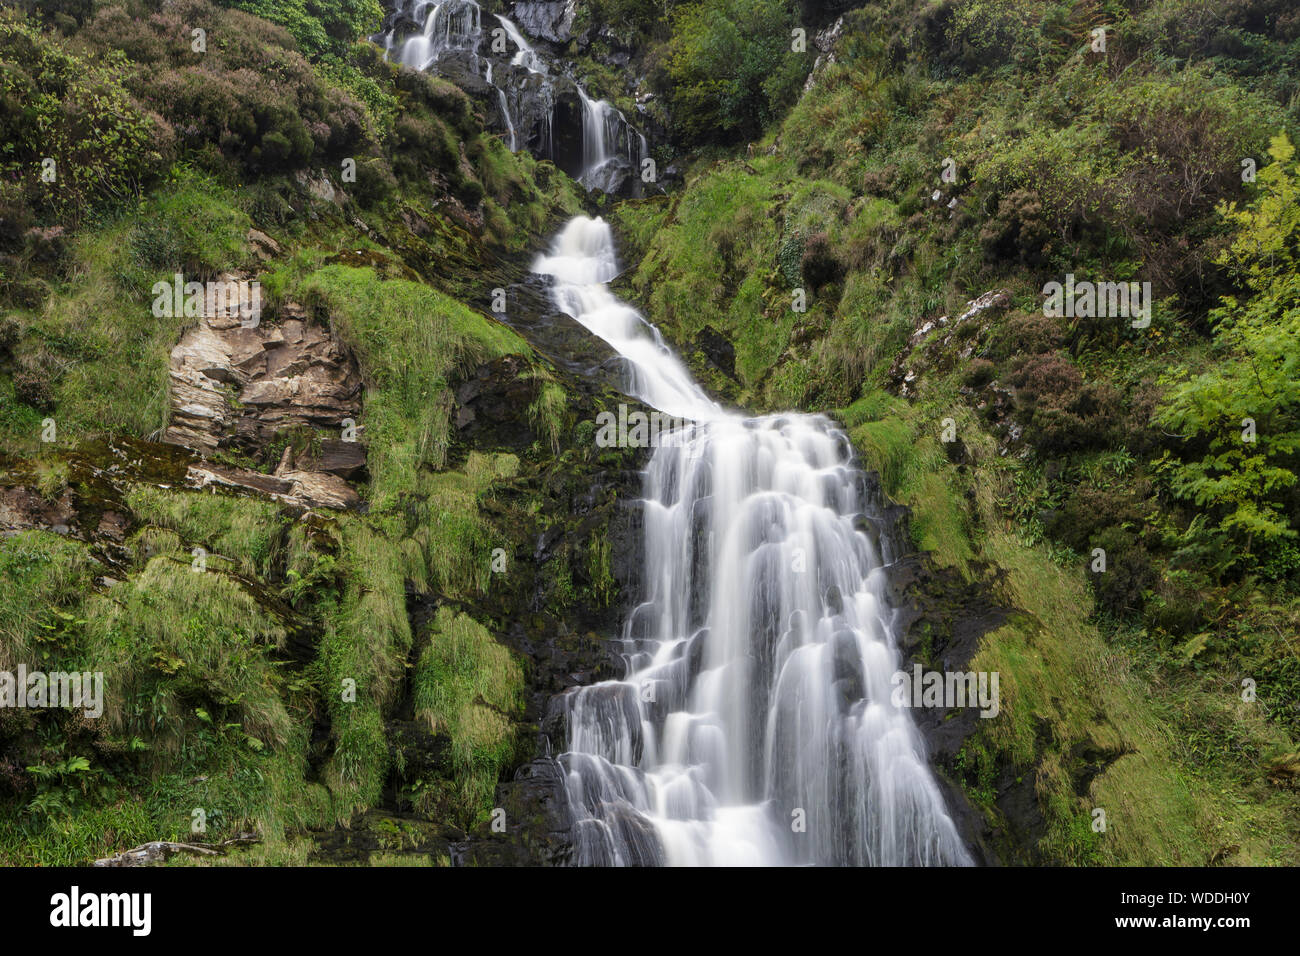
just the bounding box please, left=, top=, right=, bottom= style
left=124, top=485, right=286, bottom=576
left=295, top=265, right=527, bottom=509
left=0, top=530, right=96, bottom=671
left=412, top=607, right=525, bottom=826
left=0, top=172, right=251, bottom=454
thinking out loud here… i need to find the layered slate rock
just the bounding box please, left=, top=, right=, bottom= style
left=165, top=297, right=363, bottom=454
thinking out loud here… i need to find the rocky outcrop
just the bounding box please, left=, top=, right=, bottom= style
left=803, top=16, right=844, bottom=93
left=889, top=288, right=1011, bottom=397
left=165, top=287, right=364, bottom=457
left=186, top=460, right=361, bottom=511
left=512, top=1, right=576, bottom=43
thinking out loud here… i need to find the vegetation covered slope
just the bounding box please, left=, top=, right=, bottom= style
left=2, top=0, right=1298, bottom=867
left=611, top=0, right=1300, bottom=863
left=0, top=0, right=632, bottom=865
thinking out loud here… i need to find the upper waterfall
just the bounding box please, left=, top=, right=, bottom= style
left=375, top=0, right=648, bottom=193
left=534, top=217, right=974, bottom=866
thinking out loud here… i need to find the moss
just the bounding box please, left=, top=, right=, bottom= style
left=295, top=265, right=526, bottom=509
left=412, top=607, right=525, bottom=825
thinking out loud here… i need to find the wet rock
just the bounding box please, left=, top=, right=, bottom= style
left=458, top=757, right=574, bottom=865
left=694, top=325, right=737, bottom=379
left=512, top=1, right=576, bottom=43
left=0, top=485, right=77, bottom=537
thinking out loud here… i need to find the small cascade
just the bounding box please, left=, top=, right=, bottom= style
left=484, top=62, right=517, bottom=151
left=575, top=90, right=645, bottom=191
left=494, top=14, right=547, bottom=74
left=397, top=0, right=482, bottom=70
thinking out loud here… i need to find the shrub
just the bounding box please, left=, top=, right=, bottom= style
left=82, top=1, right=372, bottom=178
left=219, top=0, right=384, bottom=60
left=1088, top=526, right=1155, bottom=619
left=662, top=0, right=805, bottom=146
left=1155, top=133, right=1300, bottom=553
left=0, top=11, right=169, bottom=222
left=989, top=311, right=1066, bottom=360
left=1008, top=351, right=1121, bottom=455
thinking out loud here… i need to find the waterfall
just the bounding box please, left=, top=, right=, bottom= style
left=377, top=1, right=646, bottom=189
left=574, top=90, right=644, bottom=190
left=397, top=0, right=481, bottom=70
left=533, top=217, right=973, bottom=866
left=494, top=14, right=547, bottom=74
left=484, top=62, right=517, bottom=151
left=576, top=89, right=611, bottom=193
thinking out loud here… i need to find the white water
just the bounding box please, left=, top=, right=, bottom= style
left=379, top=1, right=643, bottom=183
left=534, top=217, right=972, bottom=866
left=494, top=14, right=547, bottom=74
left=484, top=62, right=518, bottom=151
left=574, top=89, right=645, bottom=189
left=398, top=0, right=481, bottom=70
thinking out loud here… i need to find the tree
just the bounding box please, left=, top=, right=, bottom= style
left=662, top=0, right=805, bottom=146
left=1155, top=133, right=1300, bottom=552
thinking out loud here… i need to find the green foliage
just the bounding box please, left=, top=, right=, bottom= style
left=221, top=0, right=384, bottom=59
left=1156, top=134, right=1300, bottom=552
left=662, top=0, right=805, bottom=145
left=412, top=607, right=524, bottom=824
left=0, top=10, right=167, bottom=222
left=124, top=484, right=284, bottom=576
left=0, top=171, right=248, bottom=450
left=294, top=265, right=526, bottom=507
left=0, top=531, right=96, bottom=671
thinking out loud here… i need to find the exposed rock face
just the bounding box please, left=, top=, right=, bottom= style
left=164, top=291, right=364, bottom=459
left=511, top=1, right=576, bottom=43
left=185, top=461, right=362, bottom=511
left=889, top=288, right=1011, bottom=397
left=803, top=16, right=844, bottom=92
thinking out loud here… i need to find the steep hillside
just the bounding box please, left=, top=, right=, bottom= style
left=609, top=0, right=1300, bottom=863
left=1, top=0, right=1297, bottom=867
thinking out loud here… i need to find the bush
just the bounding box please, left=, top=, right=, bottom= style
left=662, top=0, right=806, bottom=146
left=1155, top=133, right=1300, bottom=552
left=1008, top=351, right=1121, bottom=455
left=989, top=311, right=1066, bottom=360
left=220, top=0, right=383, bottom=60
left=0, top=11, right=169, bottom=222
left=82, top=1, right=372, bottom=179
left=979, top=188, right=1055, bottom=266
left=1088, top=526, right=1155, bottom=619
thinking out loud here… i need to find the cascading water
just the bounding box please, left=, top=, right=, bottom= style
left=533, top=217, right=973, bottom=866
left=377, top=0, right=646, bottom=191
left=494, top=14, right=547, bottom=74
left=483, top=62, right=517, bottom=151
left=397, top=0, right=482, bottom=70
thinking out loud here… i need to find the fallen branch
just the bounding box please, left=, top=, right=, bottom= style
left=93, top=832, right=260, bottom=867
